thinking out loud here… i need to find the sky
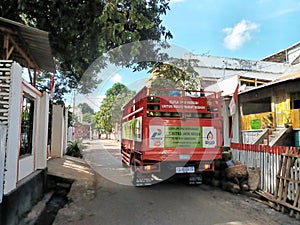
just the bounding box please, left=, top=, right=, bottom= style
left=164, top=0, right=300, bottom=60
left=72, top=0, right=300, bottom=111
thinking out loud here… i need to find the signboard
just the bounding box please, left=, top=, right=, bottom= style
left=122, top=117, right=142, bottom=142
left=164, top=126, right=202, bottom=148
left=149, top=125, right=216, bottom=148
left=202, top=127, right=217, bottom=148
left=160, top=97, right=207, bottom=112
left=0, top=125, right=7, bottom=203
left=250, top=119, right=261, bottom=130
left=149, top=126, right=165, bottom=148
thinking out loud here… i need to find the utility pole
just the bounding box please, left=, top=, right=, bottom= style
left=72, top=89, right=76, bottom=116
left=72, top=89, right=76, bottom=139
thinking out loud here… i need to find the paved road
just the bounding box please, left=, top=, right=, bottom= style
left=83, top=139, right=299, bottom=225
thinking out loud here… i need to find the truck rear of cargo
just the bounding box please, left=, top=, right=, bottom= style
left=121, top=87, right=223, bottom=186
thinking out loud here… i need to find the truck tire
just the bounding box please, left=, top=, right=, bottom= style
left=122, top=160, right=129, bottom=168
left=130, top=157, right=138, bottom=186
left=131, top=170, right=138, bottom=186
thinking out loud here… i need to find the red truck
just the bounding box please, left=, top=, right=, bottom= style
left=121, top=87, right=223, bottom=186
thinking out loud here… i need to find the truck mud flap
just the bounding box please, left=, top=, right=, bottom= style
left=132, top=172, right=152, bottom=187
left=189, top=174, right=202, bottom=185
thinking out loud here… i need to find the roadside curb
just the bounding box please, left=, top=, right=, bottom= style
left=47, top=156, right=97, bottom=225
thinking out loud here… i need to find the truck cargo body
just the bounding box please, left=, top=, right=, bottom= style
left=121, top=87, right=223, bottom=186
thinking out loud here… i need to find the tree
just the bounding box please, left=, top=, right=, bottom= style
left=111, top=89, right=135, bottom=124
left=95, top=83, right=135, bottom=135
left=82, top=113, right=93, bottom=123
left=147, top=57, right=202, bottom=91
left=1, top=0, right=172, bottom=101
left=78, top=103, right=94, bottom=115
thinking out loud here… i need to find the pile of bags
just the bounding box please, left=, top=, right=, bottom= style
left=211, top=150, right=261, bottom=194
left=222, top=160, right=249, bottom=194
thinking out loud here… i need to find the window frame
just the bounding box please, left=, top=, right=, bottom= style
left=19, top=93, right=36, bottom=157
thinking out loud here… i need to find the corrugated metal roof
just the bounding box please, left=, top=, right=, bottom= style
left=239, top=70, right=300, bottom=95
left=0, top=17, right=55, bottom=72
left=261, top=42, right=300, bottom=63
left=275, top=70, right=300, bottom=81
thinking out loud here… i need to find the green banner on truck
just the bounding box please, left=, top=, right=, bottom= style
left=149, top=125, right=216, bottom=148
left=164, top=126, right=202, bottom=148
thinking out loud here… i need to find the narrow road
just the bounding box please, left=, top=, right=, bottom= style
left=83, top=139, right=299, bottom=225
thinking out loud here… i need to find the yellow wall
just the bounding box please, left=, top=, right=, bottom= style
left=241, top=110, right=300, bottom=130
left=241, top=112, right=274, bottom=130
left=290, top=109, right=300, bottom=128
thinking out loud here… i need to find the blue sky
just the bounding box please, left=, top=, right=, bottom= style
left=164, top=0, right=300, bottom=60
left=73, top=0, right=300, bottom=110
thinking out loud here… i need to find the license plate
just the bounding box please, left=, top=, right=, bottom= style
left=176, top=166, right=195, bottom=173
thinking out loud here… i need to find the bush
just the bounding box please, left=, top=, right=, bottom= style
left=66, top=139, right=83, bottom=158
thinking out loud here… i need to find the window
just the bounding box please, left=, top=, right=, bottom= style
left=20, top=96, right=35, bottom=156
left=292, top=99, right=300, bottom=109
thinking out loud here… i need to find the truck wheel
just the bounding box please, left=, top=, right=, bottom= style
left=131, top=170, right=138, bottom=186
left=130, top=157, right=138, bottom=186
left=122, top=160, right=129, bottom=168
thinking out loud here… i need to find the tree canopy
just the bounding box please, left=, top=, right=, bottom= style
left=95, top=83, right=135, bottom=133
left=147, top=57, right=202, bottom=90
left=0, top=0, right=172, bottom=102
left=78, top=103, right=94, bottom=115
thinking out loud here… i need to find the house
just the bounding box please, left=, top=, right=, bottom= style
left=228, top=43, right=300, bottom=205
left=239, top=68, right=300, bottom=146
left=183, top=54, right=288, bottom=146
left=0, top=17, right=55, bottom=225
left=232, top=42, right=300, bottom=147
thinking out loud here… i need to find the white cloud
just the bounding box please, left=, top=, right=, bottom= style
left=110, top=73, right=122, bottom=83
left=222, top=20, right=259, bottom=50
left=266, top=6, right=300, bottom=19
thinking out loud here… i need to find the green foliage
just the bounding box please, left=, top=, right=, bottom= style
left=36, top=71, right=70, bottom=105
left=67, top=109, right=75, bottom=127
left=148, top=58, right=202, bottom=90
left=95, top=83, right=135, bottom=134
left=111, top=91, right=135, bottom=124
left=78, top=103, right=94, bottom=114
left=82, top=113, right=94, bottom=124
left=1, top=0, right=172, bottom=100
left=66, top=139, right=83, bottom=158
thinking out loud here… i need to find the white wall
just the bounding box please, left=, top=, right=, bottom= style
left=36, top=92, right=49, bottom=169
left=288, top=45, right=300, bottom=64
left=205, top=75, right=239, bottom=96
left=51, top=105, right=64, bottom=157
left=63, top=107, right=68, bottom=154
left=18, top=78, right=50, bottom=181
left=2, top=62, right=50, bottom=194
left=4, top=63, right=22, bottom=194
left=0, top=125, right=7, bottom=203
left=185, top=54, right=287, bottom=80
left=206, top=76, right=241, bottom=147
left=222, top=99, right=230, bottom=147
left=18, top=156, right=34, bottom=181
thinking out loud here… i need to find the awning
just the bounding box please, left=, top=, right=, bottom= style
left=0, top=17, right=55, bottom=73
